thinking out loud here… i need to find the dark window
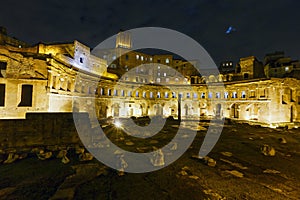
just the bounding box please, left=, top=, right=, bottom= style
left=18, top=85, right=33, bottom=107
left=0, top=62, right=7, bottom=78
left=125, top=55, right=129, bottom=60
left=80, top=57, right=84, bottom=63
left=244, top=73, right=249, bottom=79
left=0, top=84, right=5, bottom=106
left=236, top=65, right=241, bottom=73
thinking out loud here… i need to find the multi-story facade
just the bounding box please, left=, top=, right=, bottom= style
left=0, top=29, right=299, bottom=128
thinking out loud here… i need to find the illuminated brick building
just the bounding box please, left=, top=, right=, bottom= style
left=0, top=29, right=299, bottom=128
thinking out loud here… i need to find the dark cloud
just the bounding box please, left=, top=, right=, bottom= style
left=0, top=0, right=299, bottom=64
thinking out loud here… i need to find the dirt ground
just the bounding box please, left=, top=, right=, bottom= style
left=0, top=119, right=300, bottom=200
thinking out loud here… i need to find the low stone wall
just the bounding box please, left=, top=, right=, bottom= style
left=0, top=112, right=89, bottom=152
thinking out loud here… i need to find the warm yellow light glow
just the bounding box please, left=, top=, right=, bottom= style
left=114, top=121, right=122, bottom=128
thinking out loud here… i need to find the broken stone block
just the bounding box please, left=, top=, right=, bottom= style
left=170, top=142, right=177, bottom=151
left=114, top=153, right=128, bottom=176
left=62, top=155, right=70, bottom=164
left=57, top=150, right=70, bottom=164
left=150, top=149, right=165, bottom=167
left=261, top=144, right=276, bottom=156
left=56, top=150, right=67, bottom=159
left=37, top=150, right=52, bottom=160
left=3, top=153, right=19, bottom=164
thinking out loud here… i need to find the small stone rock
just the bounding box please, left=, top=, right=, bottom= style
left=220, top=152, right=232, bottom=157
left=188, top=175, right=199, bottom=180
left=3, top=153, right=19, bottom=164
left=62, top=155, right=70, bottom=164
left=279, top=137, right=287, bottom=144
left=261, top=144, right=276, bottom=156
left=75, top=146, right=85, bottom=154
left=226, top=170, right=244, bottom=178
left=149, top=140, right=159, bottom=144
left=37, top=150, right=52, bottom=160
left=57, top=150, right=67, bottom=159
left=203, top=156, right=216, bottom=167
left=125, top=141, right=134, bottom=146
left=249, top=137, right=254, bottom=140
left=79, top=153, right=93, bottom=161
left=263, top=169, right=280, bottom=174
left=179, top=170, right=188, bottom=176
left=150, top=149, right=165, bottom=167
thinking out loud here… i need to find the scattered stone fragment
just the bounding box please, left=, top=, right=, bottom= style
left=31, top=147, right=43, bottom=154
left=125, top=141, right=134, bottom=146
left=203, top=189, right=225, bottom=200
left=37, top=150, right=52, bottom=160
left=114, top=150, right=128, bottom=175
left=220, top=158, right=248, bottom=170
left=179, top=166, right=192, bottom=176
left=260, top=137, right=264, bottom=140
left=75, top=146, right=85, bottom=154
left=3, top=153, right=19, bottom=164
left=203, top=156, right=217, bottom=167
left=263, top=169, right=280, bottom=174
left=179, top=170, right=188, bottom=176
left=62, top=155, right=70, bottom=164
left=188, top=175, right=199, bottom=180
left=249, top=137, right=254, bottom=140
left=149, top=140, right=159, bottom=144
left=220, top=152, right=233, bottom=157
left=170, top=142, right=177, bottom=151
left=279, top=137, right=287, bottom=144
left=79, top=152, right=94, bottom=161
left=150, top=148, right=165, bottom=167
left=225, top=170, right=244, bottom=178
left=57, top=150, right=70, bottom=164
left=191, top=155, right=203, bottom=160
left=261, top=144, right=276, bottom=156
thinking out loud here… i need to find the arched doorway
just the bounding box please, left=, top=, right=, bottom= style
left=231, top=104, right=239, bottom=118
left=216, top=104, right=222, bottom=118
left=154, top=104, right=163, bottom=116
left=112, top=103, right=120, bottom=117
left=184, top=104, right=189, bottom=116
left=291, top=105, right=296, bottom=122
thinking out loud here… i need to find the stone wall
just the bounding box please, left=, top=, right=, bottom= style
left=0, top=113, right=88, bottom=152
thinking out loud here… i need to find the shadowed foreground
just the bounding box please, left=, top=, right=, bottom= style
left=0, top=120, right=300, bottom=200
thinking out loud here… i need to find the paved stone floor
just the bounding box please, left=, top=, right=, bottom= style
left=1, top=120, right=300, bottom=200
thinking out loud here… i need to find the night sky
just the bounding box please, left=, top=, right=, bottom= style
left=0, top=0, right=299, bottom=65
